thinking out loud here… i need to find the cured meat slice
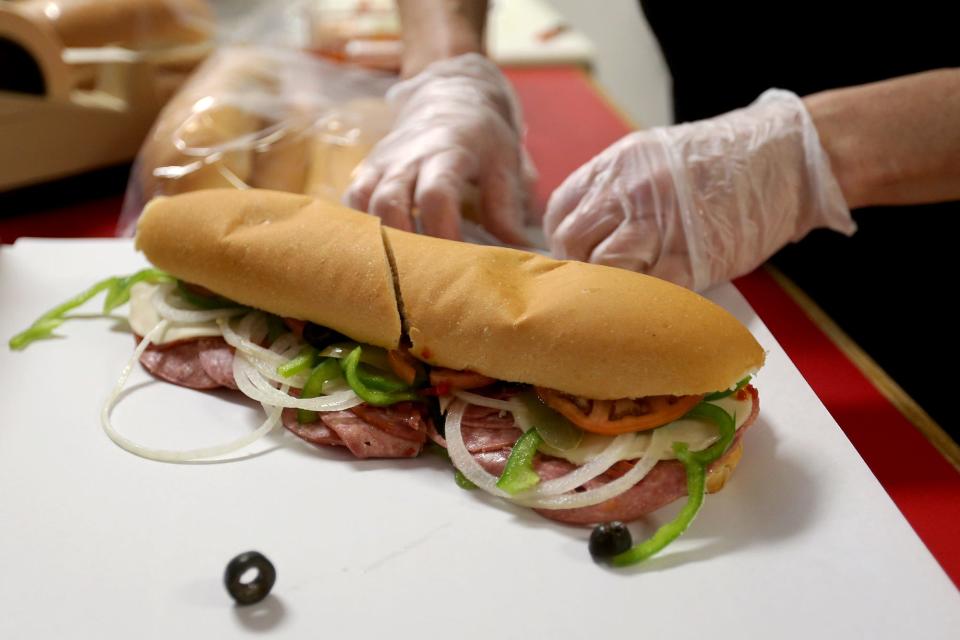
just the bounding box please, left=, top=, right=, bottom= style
left=140, top=340, right=220, bottom=390
left=461, top=404, right=517, bottom=430
left=463, top=426, right=524, bottom=453
left=197, top=339, right=238, bottom=389
left=320, top=411, right=423, bottom=459
left=139, top=337, right=236, bottom=390
left=281, top=409, right=344, bottom=447
left=281, top=409, right=423, bottom=459
left=350, top=403, right=427, bottom=444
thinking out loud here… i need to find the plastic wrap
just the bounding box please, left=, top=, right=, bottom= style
left=118, top=45, right=396, bottom=236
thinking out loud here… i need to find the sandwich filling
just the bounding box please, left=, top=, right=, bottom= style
left=122, top=279, right=760, bottom=519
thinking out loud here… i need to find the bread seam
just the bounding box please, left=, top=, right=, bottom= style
left=379, top=226, right=410, bottom=341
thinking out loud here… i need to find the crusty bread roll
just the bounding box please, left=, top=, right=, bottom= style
left=383, top=227, right=765, bottom=399
left=706, top=440, right=743, bottom=493
left=134, top=189, right=764, bottom=399
left=135, top=189, right=403, bottom=350
left=20, top=0, right=213, bottom=49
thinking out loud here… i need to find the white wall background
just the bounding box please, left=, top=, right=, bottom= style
left=213, top=0, right=674, bottom=127
left=545, top=0, right=673, bottom=127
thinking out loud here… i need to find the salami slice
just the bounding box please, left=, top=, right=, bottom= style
left=319, top=411, right=423, bottom=459
left=461, top=404, right=517, bottom=430
left=463, top=426, right=524, bottom=453
left=197, top=339, right=238, bottom=389
left=140, top=340, right=221, bottom=390
left=281, top=408, right=424, bottom=458
left=281, top=408, right=344, bottom=447
left=350, top=403, right=427, bottom=444
left=139, top=336, right=237, bottom=390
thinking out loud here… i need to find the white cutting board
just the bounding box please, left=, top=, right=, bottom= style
left=1, top=238, right=957, bottom=639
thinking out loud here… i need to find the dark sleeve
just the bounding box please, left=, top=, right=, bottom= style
left=639, top=0, right=960, bottom=122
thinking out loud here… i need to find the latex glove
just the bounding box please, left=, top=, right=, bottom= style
left=346, top=53, right=533, bottom=244
left=544, top=89, right=856, bottom=291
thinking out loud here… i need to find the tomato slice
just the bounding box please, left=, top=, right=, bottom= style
left=535, top=387, right=704, bottom=435
left=429, top=367, right=496, bottom=390
left=388, top=349, right=422, bottom=386
left=282, top=318, right=306, bottom=339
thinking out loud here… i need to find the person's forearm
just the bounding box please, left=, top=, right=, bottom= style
left=805, top=68, right=960, bottom=210
left=397, top=0, right=488, bottom=78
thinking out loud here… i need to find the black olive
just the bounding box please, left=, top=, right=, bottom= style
left=224, top=551, right=276, bottom=605
left=426, top=396, right=446, bottom=438
left=589, top=521, right=633, bottom=559
left=302, top=323, right=348, bottom=349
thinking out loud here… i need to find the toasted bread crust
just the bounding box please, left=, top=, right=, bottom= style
left=383, top=226, right=764, bottom=398
left=135, top=189, right=403, bottom=349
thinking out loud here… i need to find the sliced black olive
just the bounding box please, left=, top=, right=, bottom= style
left=589, top=521, right=633, bottom=559
left=224, top=551, right=276, bottom=605
left=302, top=323, right=348, bottom=349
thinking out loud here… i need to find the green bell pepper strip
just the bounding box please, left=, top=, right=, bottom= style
left=610, top=402, right=736, bottom=566
left=277, top=346, right=318, bottom=378
left=684, top=402, right=737, bottom=466
left=496, top=429, right=543, bottom=494
left=8, top=317, right=69, bottom=351
left=9, top=268, right=172, bottom=350
left=704, top=376, right=752, bottom=402
left=297, top=358, right=344, bottom=424
left=341, top=346, right=420, bottom=407
left=611, top=442, right=706, bottom=566
left=455, top=470, right=478, bottom=490
left=356, top=363, right=411, bottom=392
left=174, top=279, right=239, bottom=310
left=103, top=268, right=175, bottom=313
left=516, top=390, right=583, bottom=451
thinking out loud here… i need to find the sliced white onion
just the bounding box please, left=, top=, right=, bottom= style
left=218, top=315, right=287, bottom=368
left=526, top=433, right=635, bottom=498
left=445, top=400, right=511, bottom=499
left=269, top=332, right=302, bottom=358
left=445, top=399, right=661, bottom=510
left=237, top=311, right=269, bottom=347
left=451, top=390, right=518, bottom=413
left=452, top=389, right=581, bottom=451
left=232, top=351, right=363, bottom=411
left=518, top=435, right=660, bottom=510
left=152, top=283, right=245, bottom=323
left=101, top=319, right=283, bottom=462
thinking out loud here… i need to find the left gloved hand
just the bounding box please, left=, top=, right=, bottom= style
left=543, top=89, right=856, bottom=290
left=346, top=53, right=533, bottom=244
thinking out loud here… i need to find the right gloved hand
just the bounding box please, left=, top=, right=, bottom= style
left=346, top=53, right=533, bottom=244
left=544, top=89, right=856, bottom=291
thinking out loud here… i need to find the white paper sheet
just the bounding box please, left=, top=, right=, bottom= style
left=1, top=239, right=957, bottom=639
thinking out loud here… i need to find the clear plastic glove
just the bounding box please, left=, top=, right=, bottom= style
left=346, top=53, right=533, bottom=244
left=544, top=89, right=856, bottom=291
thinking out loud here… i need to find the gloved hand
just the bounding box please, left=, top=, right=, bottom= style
left=544, top=89, right=856, bottom=291
left=346, top=53, right=533, bottom=244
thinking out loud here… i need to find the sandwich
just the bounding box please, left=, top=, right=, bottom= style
left=10, top=189, right=765, bottom=565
